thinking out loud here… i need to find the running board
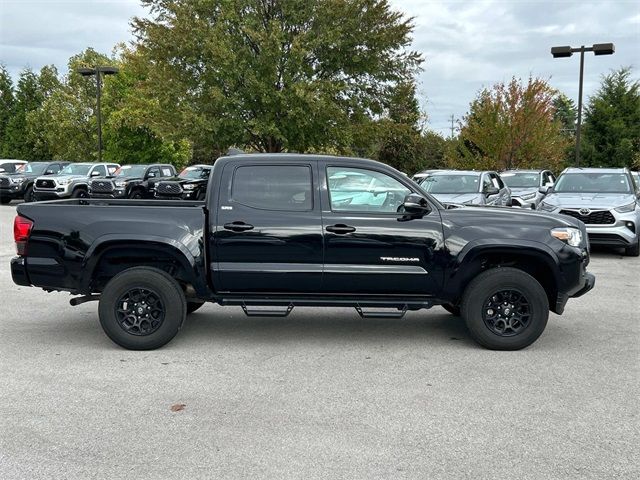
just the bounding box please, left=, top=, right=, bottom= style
left=355, top=304, right=408, bottom=319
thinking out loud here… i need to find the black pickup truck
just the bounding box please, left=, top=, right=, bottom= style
left=11, top=153, right=594, bottom=350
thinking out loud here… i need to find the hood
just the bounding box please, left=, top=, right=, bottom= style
left=107, top=175, right=142, bottom=182
left=3, top=172, right=40, bottom=180
left=431, top=193, right=481, bottom=204
left=47, top=174, right=88, bottom=181
left=543, top=192, right=634, bottom=209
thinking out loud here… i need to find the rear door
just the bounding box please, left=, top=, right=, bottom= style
left=320, top=162, right=444, bottom=295
left=211, top=160, right=323, bottom=293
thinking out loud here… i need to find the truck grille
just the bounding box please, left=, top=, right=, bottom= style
left=157, top=182, right=182, bottom=195
left=559, top=209, right=615, bottom=225
left=36, top=179, right=56, bottom=189
left=0, top=177, right=9, bottom=187
left=90, top=179, right=114, bottom=193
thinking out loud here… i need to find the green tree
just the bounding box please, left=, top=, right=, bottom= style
left=0, top=65, right=14, bottom=156
left=131, top=0, right=422, bottom=160
left=450, top=77, right=568, bottom=171
left=581, top=67, right=640, bottom=168
left=3, top=69, right=44, bottom=159
left=553, top=93, right=576, bottom=136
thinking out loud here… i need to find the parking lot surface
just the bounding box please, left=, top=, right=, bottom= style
left=0, top=203, right=638, bottom=479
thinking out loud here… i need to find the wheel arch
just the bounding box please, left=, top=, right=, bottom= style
left=444, top=242, right=561, bottom=313
left=82, top=236, right=210, bottom=298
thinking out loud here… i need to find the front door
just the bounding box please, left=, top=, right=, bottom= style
left=320, top=163, right=444, bottom=295
left=212, top=161, right=323, bottom=293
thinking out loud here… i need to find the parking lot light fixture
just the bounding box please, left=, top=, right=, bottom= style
left=550, top=43, right=615, bottom=167
left=75, top=66, right=120, bottom=162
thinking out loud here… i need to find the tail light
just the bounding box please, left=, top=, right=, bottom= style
left=14, top=215, right=33, bottom=256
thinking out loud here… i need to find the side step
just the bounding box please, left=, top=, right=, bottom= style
left=355, top=304, right=408, bottom=319
left=241, top=303, right=294, bottom=317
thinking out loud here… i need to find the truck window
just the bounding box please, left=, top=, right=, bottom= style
left=161, top=167, right=174, bottom=177
left=92, top=165, right=107, bottom=177
left=327, top=167, right=410, bottom=213
left=231, top=165, right=312, bottom=211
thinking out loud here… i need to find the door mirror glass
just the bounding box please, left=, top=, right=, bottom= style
left=90, top=170, right=101, bottom=177
left=539, top=186, right=551, bottom=194
left=402, top=193, right=431, bottom=215
left=147, top=172, right=156, bottom=178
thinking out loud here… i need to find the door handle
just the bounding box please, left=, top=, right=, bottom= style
left=326, top=224, right=356, bottom=234
left=223, top=222, right=254, bottom=232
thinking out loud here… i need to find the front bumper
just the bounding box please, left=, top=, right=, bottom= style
left=0, top=184, right=27, bottom=199
left=90, top=189, right=128, bottom=199
left=586, top=224, right=637, bottom=247
left=155, top=191, right=200, bottom=200
left=33, top=183, right=72, bottom=200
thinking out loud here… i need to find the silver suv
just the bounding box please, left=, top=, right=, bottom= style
left=418, top=170, right=511, bottom=206
left=501, top=169, right=556, bottom=209
left=539, top=167, right=640, bottom=256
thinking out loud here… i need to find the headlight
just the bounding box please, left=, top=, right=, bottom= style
left=183, top=184, right=196, bottom=190
left=520, top=192, right=536, bottom=200
left=551, top=227, right=583, bottom=247
left=57, top=178, right=71, bottom=185
left=10, top=177, right=26, bottom=184
left=115, top=181, right=127, bottom=187
left=539, top=201, right=556, bottom=212
left=614, top=202, right=637, bottom=213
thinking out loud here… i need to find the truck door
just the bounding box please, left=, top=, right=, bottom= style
left=320, top=163, right=444, bottom=295
left=211, top=160, right=323, bottom=293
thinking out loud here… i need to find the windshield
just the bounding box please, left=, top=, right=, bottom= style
left=115, top=165, right=147, bottom=177
left=19, top=163, right=47, bottom=175
left=501, top=172, right=539, bottom=188
left=60, top=164, right=91, bottom=176
left=554, top=172, right=631, bottom=194
left=179, top=166, right=210, bottom=179
left=420, top=174, right=480, bottom=194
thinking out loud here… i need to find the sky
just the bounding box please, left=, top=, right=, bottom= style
left=1, top=0, right=639, bottom=137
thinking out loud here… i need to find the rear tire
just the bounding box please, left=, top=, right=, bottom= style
left=624, top=236, right=640, bottom=257
left=71, top=188, right=88, bottom=199
left=129, top=190, right=144, bottom=199
left=187, top=300, right=205, bottom=314
left=98, top=267, right=186, bottom=350
left=461, top=267, right=549, bottom=350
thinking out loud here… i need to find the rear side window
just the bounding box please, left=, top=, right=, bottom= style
left=232, top=165, right=312, bottom=211
left=161, top=167, right=174, bottom=177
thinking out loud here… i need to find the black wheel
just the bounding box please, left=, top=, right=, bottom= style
left=98, top=267, right=186, bottom=350
left=24, top=185, right=35, bottom=202
left=187, top=300, right=205, bottom=314
left=129, top=190, right=143, bottom=199
left=0, top=197, right=10, bottom=205
left=196, top=190, right=206, bottom=201
left=71, top=188, right=89, bottom=199
left=625, top=236, right=640, bottom=257
left=441, top=303, right=461, bottom=316
left=461, top=267, right=549, bottom=350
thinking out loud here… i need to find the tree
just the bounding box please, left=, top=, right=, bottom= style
left=553, top=93, right=576, bottom=136
left=0, top=65, right=14, bottom=156
left=449, top=77, right=569, bottom=171
left=131, top=0, right=422, bottom=160
left=581, top=67, right=640, bottom=168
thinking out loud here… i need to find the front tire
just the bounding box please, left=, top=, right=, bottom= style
left=98, top=267, right=186, bottom=350
left=625, top=236, right=640, bottom=257
left=129, top=190, right=144, bottom=199
left=24, top=185, right=35, bottom=202
left=71, top=188, right=88, bottom=199
left=461, top=267, right=549, bottom=350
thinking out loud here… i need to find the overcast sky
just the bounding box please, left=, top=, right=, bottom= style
left=1, top=0, right=639, bottom=137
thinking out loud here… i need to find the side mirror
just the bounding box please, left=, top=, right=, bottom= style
left=484, top=186, right=499, bottom=196
left=538, top=186, right=551, bottom=194
left=90, top=170, right=101, bottom=177
left=402, top=193, right=431, bottom=215
left=0, top=168, right=5, bottom=173
left=147, top=172, right=156, bottom=178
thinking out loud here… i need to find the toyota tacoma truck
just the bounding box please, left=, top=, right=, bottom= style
left=33, top=162, right=120, bottom=200
left=11, top=153, right=595, bottom=351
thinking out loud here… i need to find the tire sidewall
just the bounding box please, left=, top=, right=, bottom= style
left=462, top=269, right=549, bottom=350
left=99, top=268, right=186, bottom=350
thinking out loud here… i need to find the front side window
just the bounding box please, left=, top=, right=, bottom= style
left=91, top=165, right=107, bottom=177
left=22, top=163, right=47, bottom=175
left=421, top=174, right=480, bottom=194
left=327, top=167, right=410, bottom=213
left=232, top=165, right=312, bottom=211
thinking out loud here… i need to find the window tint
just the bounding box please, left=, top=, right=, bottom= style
left=0, top=162, right=17, bottom=173
left=161, top=167, right=173, bottom=177
left=232, top=165, right=312, bottom=211
left=327, top=167, right=410, bottom=213
left=482, top=175, right=493, bottom=191
left=147, top=167, right=160, bottom=178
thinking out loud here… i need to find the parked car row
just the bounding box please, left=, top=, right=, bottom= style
left=412, top=167, right=640, bottom=256
left=0, top=160, right=213, bottom=203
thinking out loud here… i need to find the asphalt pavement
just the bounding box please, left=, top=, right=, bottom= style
left=0, top=203, right=638, bottom=479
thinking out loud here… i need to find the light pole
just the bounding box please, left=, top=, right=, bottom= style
left=77, top=66, right=119, bottom=162
left=550, top=43, right=614, bottom=167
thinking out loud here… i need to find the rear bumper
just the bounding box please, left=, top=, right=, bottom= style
left=11, top=256, right=30, bottom=286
